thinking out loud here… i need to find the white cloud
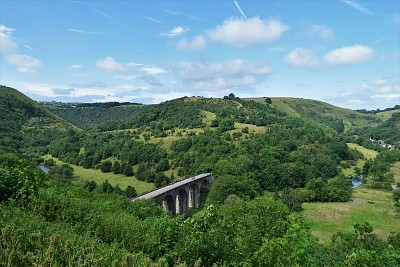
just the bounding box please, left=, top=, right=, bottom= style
left=324, top=45, right=374, bottom=65
left=6, top=54, right=41, bottom=72
left=370, top=94, right=400, bottom=102
left=340, top=0, right=373, bottom=15
left=374, top=79, right=387, bottom=85
left=176, top=35, right=207, bottom=51
left=67, top=64, right=82, bottom=70
left=208, top=17, right=289, bottom=48
left=160, top=26, right=187, bottom=38
left=284, top=48, right=319, bottom=68
left=96, top=56, right=127, bottom=72
left=114, top=75, right=139, bottom=80
left=119, top=84, right=149, bottom=91
left=174, top=59, right=272, bottom=90
left=140, top=66, right=169, bottom=75
left=0, top=25, right=17, bottom=53
left=307, top=24, right=334, bottom=41
left=376, top=85, right=399, bottom=94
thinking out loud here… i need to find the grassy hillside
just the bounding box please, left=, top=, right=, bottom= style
left=0, top=85, right=78, bottom=152
left=246, top=97, right=381, bottom=131
left=43, top=101, right=143, bottom=129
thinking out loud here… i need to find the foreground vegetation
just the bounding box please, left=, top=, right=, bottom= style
left=1, top=153, right=399, bottom=266
left=1, top=86, right=400, bottom=266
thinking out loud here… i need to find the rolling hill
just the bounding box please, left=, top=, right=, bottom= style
left=246, top=97, right=382, bottom=131
left=0, top=85, right=79, bottom=152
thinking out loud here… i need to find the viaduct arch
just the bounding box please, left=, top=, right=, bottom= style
left=133, top=173, right=214, bottom=215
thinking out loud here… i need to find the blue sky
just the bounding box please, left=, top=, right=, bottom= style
left=0, top=0, right=399, bottom=109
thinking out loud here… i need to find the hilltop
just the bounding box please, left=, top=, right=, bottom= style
left=247, top=97, right=383, bottom=131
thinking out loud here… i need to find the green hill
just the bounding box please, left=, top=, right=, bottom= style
left=245, top=97, right=382, bottom=132
left=42, top=101, right=143, bottom=129
left=0, top=85, right=78, bottom=152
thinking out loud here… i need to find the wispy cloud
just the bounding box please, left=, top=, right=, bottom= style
left=89, top=7, right=117, bottom=22
left=233, top=0, right=247, bottom=19
left=67, top=64, right=82, bottom=70
left=68, top=28, right=116, bottom=35
left=141, top=16, right=163, bottom=23
left=140, top=66, right=169, bottom=75
left=165, top=9, right=201, bottom=21
left=0, top=25, right=17, bottom=53
left=305, top=24, right=334, bottom=41
left=340, top=0, right=373, bottom=15
left=24, top=44, right=34, bottom=51
left=70, top=1, right=95, bottom=6
left=173, top=59, right=272, bottom=91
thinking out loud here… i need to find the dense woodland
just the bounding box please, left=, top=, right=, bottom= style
left=1, top=85, right=400, bottom=266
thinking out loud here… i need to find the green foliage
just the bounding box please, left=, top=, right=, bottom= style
left=43, top=101, right=143, bottom=129
left=0, top=157, right=46, bottom=204
left=100, top=160, right=112, bottom=172
left=206, top=175, right=260, bottom=204
left=49, top=163, right=74, bottom=179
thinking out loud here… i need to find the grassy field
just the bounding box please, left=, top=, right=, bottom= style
left=303, top=143, right=399, bottom=243
left=375, top=109, right=400, bottom=120
left=391, top=161, right=400, bottom=184
left=43, top=155, right=154, bottom=194
left=302, top=187, right=399, bottom=243
left=342, top=143, right=378, bottom=176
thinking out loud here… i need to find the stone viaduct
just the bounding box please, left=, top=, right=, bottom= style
left=133, top=173, right=214, bottom=215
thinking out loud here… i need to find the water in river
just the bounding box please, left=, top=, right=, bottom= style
left=38, top=164, right=50, bottom=174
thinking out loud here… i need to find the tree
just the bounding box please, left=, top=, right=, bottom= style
left=101, top=180, right=114, bottom=193
left=100, top=160, right=112, bottom=173
left=206, top=175, right=260, bottom=204
left=123, top=164, right=133, bottom=176
left=112, top=161, right=121, bottom=174
left=126, top=186, right=137, bottom=198
left=265, top=97, right=272, bottom=104
left=85, top=180, right=97, bottom=192
left=50, top=164, right=74, bottom=179
left=281, top=188, right=303, bottom=212
left=155, top=158, right=170, bottom=172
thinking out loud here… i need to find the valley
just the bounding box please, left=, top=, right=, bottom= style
left=1, top=86, right=399, bottom=266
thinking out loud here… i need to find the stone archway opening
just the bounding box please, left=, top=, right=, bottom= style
left=163, top=194, right=175, bottom=216
left=189, top=184, right=200, bottom=208
left=176, top=189, right=188, bottom=214
left=200, top=179, right=210, bottom=207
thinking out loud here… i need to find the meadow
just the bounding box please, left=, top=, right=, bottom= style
left=302, top=143, right=399, bottom=243
left=43, top=155, right=154, bottom=194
